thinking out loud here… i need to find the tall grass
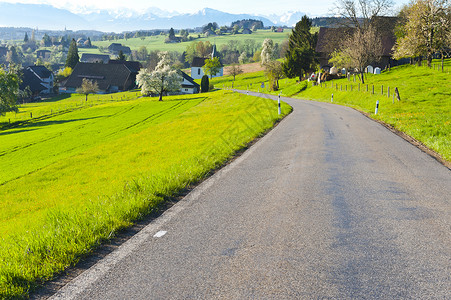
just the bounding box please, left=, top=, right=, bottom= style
left=0, top=90, right=291, bottom=298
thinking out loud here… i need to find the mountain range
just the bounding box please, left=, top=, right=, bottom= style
left=0, top=3, right=310, bottom=32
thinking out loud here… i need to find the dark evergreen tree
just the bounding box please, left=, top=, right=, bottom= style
left=117, top=50, right=126, bottom=61
left=282, top=15, right=318, bottom=81
left=168, top=28, right=176, bottom=40
left=42, top=34, right=52, bottom=47
left=201, top=75, right=209, bottom=93
left=24, top=33, right=29, bottom=42
left=65, top=39, right=79, bottom=69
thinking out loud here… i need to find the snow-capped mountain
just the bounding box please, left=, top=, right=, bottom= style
left=0, top=3, right=308, bottom=32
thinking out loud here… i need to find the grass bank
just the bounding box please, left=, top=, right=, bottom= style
left=0, top=90, right=291, bottom=298
left=212, top=59, right=451, bottom=162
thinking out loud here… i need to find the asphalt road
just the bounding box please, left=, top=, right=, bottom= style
left=50, top=93, right=451, bottom=299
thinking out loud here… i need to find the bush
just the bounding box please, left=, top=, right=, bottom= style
left=201, top=75, right=209, bottom=93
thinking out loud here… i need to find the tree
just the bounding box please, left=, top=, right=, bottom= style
left=0, top=66, right=20, bottom=116
left=330, top=25, right=383, bottom=83
left=264, top=61, right=284, bottom=91
left=238, top=52, right=248, bottom=64
left=6, top=46, right=21, bottom=65
left=117, top=50, right=126, bottom=61
left=65, top=39, right=79, bottom=69
left=76, top=78, right=99, bottom=101
left=168, top=28, right=176, bottom=40
left=137, top=46, right=148, bottom=61
left=24, top=32, right=29, bottom=42
left=41, top=34, right=52, bottom=47
left=229, top=64, right=243, bottom=81
left=329, top=0, right=395, bottom=83
left=334, top=0, right=394, bottom=30
left=394, top=0, right=450, bottom=68
left=201, top=75, right=209, bottom=93
left=261, top=38, right=275, bottom=65
left=282, top=16, right=317, bottom=81
left=203, top=57, right=222, bottom=79
left=136, top=52, right=182, bottom=101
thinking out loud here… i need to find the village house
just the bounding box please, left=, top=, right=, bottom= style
left=191, top=45, right=223, bottom=80
left=108, top=43, right=131, bottom=56
left=180, top=71, right=200, bottom=94
left=20, top=65, right=54, bottom=96
left=36, top=49, right=51, bottom=60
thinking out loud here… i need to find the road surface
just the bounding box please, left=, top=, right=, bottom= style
left=49, top=92, right=451, bottom=299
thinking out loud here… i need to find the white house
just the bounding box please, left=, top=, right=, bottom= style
left=191, top=45, right=223, bottom=79
left=180, top=71, right=200, bottom=94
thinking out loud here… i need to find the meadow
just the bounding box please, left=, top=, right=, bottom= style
left=0, top=90, right=291, bottom=298
left=212, top=59, right=451, bottom=162
left=84, top=29, right=291, bottom=55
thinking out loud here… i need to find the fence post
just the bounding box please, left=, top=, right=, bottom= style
left=381, top=85, right=383, bottom=95
left=387, top=87, right=390, bottom=98
left=359, top=83, right=360, bottom=91
left=395, top=87, right=401, bottom=101
left=372, top=85, right=374, bottom=94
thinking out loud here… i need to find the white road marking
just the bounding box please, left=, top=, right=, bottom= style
left=153, top=231, right=167, bottom=238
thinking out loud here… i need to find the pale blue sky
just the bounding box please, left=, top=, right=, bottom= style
left=2, top=0, right=409, bottom=16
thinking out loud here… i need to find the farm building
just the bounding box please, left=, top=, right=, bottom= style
left=61, top=61, right=140, bottom=94
left=315, top=17, right=398, bottom=71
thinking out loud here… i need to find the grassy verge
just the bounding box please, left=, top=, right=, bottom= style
left=212, top=59, right=451, bottom=162
left=0, top=90, right=291, bottom=298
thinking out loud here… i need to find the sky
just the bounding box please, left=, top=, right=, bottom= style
left=1, top=0, right=409, bottom=16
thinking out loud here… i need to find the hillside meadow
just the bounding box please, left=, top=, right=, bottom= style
left=211, top=59, right=451, bottom=162
left=0, top=90, right=291, bottom=298
left=84, top=29, right=291, bottom=55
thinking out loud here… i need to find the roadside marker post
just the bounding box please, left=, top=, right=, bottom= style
left=278, top=93, right=281, bottom=115
left=331, top=93, right=334, bottom=102
left=375, top=100, right=379, bottom=115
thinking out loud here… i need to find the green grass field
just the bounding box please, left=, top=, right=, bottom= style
left=0, top=90, right=291, bottom=298
left=85, top=29, right=291, bottom=55
left=211, top=59, right=451, bottom=162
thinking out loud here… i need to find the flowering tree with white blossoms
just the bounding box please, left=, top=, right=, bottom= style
left=261, top=38, right=275, bottom=66
left=136, top=51, right=182, bottom=101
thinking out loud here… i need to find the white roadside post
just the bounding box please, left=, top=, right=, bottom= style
left=331, top=93, right=334, bottom=102
left=278, top=92, right=281, bottom=115
left=375, top=100, right=379, bottom=115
